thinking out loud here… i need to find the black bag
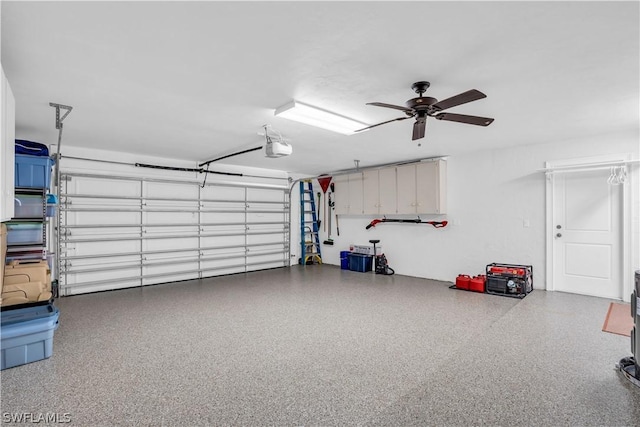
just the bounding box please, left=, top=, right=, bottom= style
left=15, top=140, right=49, bottom=157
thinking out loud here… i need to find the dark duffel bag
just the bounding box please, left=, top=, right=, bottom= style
left=15, top=139, right=49, bottom=157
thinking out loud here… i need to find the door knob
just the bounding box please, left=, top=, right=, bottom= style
left=556, top=233, right=562, bottom=238
left=556, top=225, right=562, bottom=229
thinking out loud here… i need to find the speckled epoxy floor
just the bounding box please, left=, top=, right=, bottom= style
left=1, top=265, right=638, bottom=426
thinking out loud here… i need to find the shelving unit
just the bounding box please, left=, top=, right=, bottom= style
left=5, top=188, right=48, bottom=263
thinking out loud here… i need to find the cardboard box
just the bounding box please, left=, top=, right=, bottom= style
left=2, top=281, right=51, bottom=306
left=351, top=245, right=382, bottom=256
left=4, top=260, right=51, bottom=290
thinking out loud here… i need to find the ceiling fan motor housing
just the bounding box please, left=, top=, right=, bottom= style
left=406, top=96, right=438, bottom=111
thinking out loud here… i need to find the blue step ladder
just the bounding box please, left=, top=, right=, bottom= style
left=299, top=181, right=322, bottom=265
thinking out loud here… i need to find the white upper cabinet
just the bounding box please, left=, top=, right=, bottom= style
left=363, top=168, right=397, bottom=215
left=396, top=160, right=447, bottom=215
left=416, top=160, right=446, bottom=214
left=333, top=172, right=363, bottom=215
left=332, top=159, right=446, bottom=217
left=362, top=170, right=378, bottom=215
left=1, top=66, right=16, bottom=222
left=396, top=164, right=417, bottom=214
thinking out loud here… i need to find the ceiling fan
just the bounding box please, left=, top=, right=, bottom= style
left=355, top=81, right=494, bottom=140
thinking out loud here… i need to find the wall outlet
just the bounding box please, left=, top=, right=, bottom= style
left=523, top=219, right=530, bottom=228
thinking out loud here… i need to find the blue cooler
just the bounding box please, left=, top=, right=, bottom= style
left=1, top=304, right=60, bottom=370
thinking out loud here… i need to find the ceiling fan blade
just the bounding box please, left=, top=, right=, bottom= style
left=431, top=89, right=486, bottom=112
left=434, top=112, right=494, bottom=126
left=412, top=119, right=426, bottom=140
left=367, top=102, right=414, bottom=114
left=355, top=115, right=414, bottom=133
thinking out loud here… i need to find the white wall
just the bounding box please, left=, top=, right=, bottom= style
left=317, top=129, right=639, bottom=293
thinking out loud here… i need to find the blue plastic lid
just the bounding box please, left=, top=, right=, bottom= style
left=0, top=303, right=58, bottom=326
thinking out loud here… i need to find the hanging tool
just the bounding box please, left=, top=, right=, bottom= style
left=316, top=192, right=322, bottom=229
left=324, top=190, right=335, bottom=245
left=332, top=182, right=339, bottom=236
left=366, top=217, right=448, bottom=229
left=329, top=182, right=336, bottom=236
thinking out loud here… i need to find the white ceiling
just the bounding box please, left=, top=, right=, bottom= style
left=2, top=1, right=638, bottom=175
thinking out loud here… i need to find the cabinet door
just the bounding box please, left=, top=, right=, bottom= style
left=396, top=164, right=417, bottom=214
left=362, top=170, right=379, bottom=215
left=416, top=160, right=446, bottom=214
left=378, top=167, right=397, bottom=215
left=1, top=67, right=15, bottom=222
left=332, top=175, right=349, bottom=215
left=347, top=172, right=364, bottom=215
left=416, top=161, right=438, bottom=214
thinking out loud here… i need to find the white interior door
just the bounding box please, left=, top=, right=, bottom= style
left=552, top=169, right=622, bottom=299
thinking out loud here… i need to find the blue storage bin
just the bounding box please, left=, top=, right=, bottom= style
left=340, top=251, right=350, bottom=270
left=15, top=154, right=53, bottom=189
left=348, top=253, right=373, bottom=273
left=1, top=304, right=59, bottom=370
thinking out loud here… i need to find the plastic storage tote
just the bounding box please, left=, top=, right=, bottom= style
left=15, top=154, right=53, bottom=189
left=5, top=222, right=44, bottom=245
left=1, top=303, right=59, bottom=370
left=13, top=194, right=45, bottom=218
left=348, top=253, right=372, bottom=273
left=340, top=251, right=350, bottom=270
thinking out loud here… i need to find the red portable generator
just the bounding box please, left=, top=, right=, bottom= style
left=486, top=263, right=533, bottom=298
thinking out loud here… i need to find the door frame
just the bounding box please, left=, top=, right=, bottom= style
left=545, top=153, right=633, bottom=302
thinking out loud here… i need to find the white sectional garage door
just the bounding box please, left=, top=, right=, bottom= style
left=56, top=171, right=290, bottom=296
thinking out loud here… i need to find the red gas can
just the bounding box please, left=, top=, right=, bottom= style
left=469, top=275, right=486, bottom=293
left=456, top=274, right=471, bottom=290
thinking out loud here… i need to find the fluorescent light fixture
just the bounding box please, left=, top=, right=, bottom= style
left=274, top=100, right=368, bottom=135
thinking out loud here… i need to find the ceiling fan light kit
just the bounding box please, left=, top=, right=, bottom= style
left=356, top=81, right=495, bottom=141
left=274, top=100, right=369, bottom=135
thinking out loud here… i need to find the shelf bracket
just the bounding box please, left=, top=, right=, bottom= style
left=49, top=103, right=73, bottom=130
